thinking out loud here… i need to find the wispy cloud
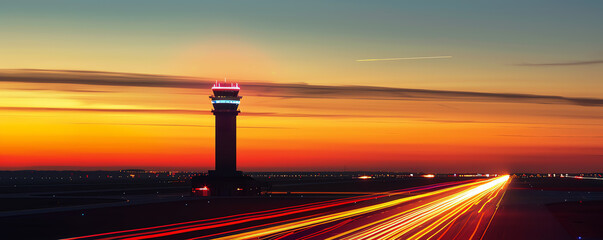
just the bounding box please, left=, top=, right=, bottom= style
left=74, top=123, right=292, bottom=129
left=0, top=106, right=207, bottom=115
left=498, top=134, right=603, bottom=138
left=356, top=56, right=452, bottom=62
left=75, top=123, right=212, bottom=128
left=0, top=106, right=402, bottom=119
left=6, top=88, right=115, bottom=93
left=1, top=69, right=602, bottom=107
left=516, top=59, right=603, bottom=66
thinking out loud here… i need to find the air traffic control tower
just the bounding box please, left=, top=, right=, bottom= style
left=209, top=82, right=242, bottom=176
left=191, top=82, right=260, bottom=196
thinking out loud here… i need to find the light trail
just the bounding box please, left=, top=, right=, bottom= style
left=213, top=176, right=509, bottom=240
left=571, top=176, right=603, bottom=181
left=65, top=180, right=474, bottom=240
left=326, top=176, right=508, bottom=240
left=67, top=177, right=509, bottom=240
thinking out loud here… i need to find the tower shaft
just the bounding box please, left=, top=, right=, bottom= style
left=214, top=111, right=238, bottom=175
left=191, top=82, right=258, bottom=197
left=209, top=82, right=241, bottom=177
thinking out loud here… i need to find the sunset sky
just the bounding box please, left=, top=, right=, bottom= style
left=1, top=1, right=602, bottom=172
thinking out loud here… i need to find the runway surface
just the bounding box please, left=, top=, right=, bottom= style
left=66, top=176, right=509, bottom=240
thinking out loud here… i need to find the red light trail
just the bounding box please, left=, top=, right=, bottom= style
left=66, top=176, right=509, bottom=240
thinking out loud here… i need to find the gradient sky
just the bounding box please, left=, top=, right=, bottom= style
left=1, top=1, right=602, bottom=172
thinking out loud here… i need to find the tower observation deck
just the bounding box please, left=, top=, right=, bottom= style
left=209, top=82, right=242, bottom=177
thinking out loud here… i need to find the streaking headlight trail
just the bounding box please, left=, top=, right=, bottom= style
left=66, top=176, right=510, bottom=240
left=215, top=175, right=509, bottom=240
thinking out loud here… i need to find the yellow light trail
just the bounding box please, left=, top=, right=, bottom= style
left=214, top=175, right=509, bottom=240
left=334, top=175, right=509, bottom=240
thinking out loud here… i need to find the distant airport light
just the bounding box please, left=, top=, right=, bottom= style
left=194, top=186, right=210, bottom=197
left=358, top=176, right=372, bottom=179
left=422, top=174, right=435, bottom=178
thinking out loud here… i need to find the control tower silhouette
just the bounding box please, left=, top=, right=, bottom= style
left=209, top=81, right=242, bottom=177
left=191, top=81, right=260, bottom=196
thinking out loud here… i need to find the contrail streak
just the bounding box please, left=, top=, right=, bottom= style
left=356, top=56, right=452, bottom=62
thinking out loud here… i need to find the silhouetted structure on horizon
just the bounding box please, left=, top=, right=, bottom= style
left=208, top=82, right=242, bottom=177
left=191, top=82, right=260, bottom=196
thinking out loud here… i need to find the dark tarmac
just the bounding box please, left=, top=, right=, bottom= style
left=0, top=177, right=465, bottom=239
left=483, top=177, right=603, bottom=240
left=2, top=176, right=603, bottom=239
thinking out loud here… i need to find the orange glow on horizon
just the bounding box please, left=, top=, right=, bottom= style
left=1, top=74, right=602, bottom=172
